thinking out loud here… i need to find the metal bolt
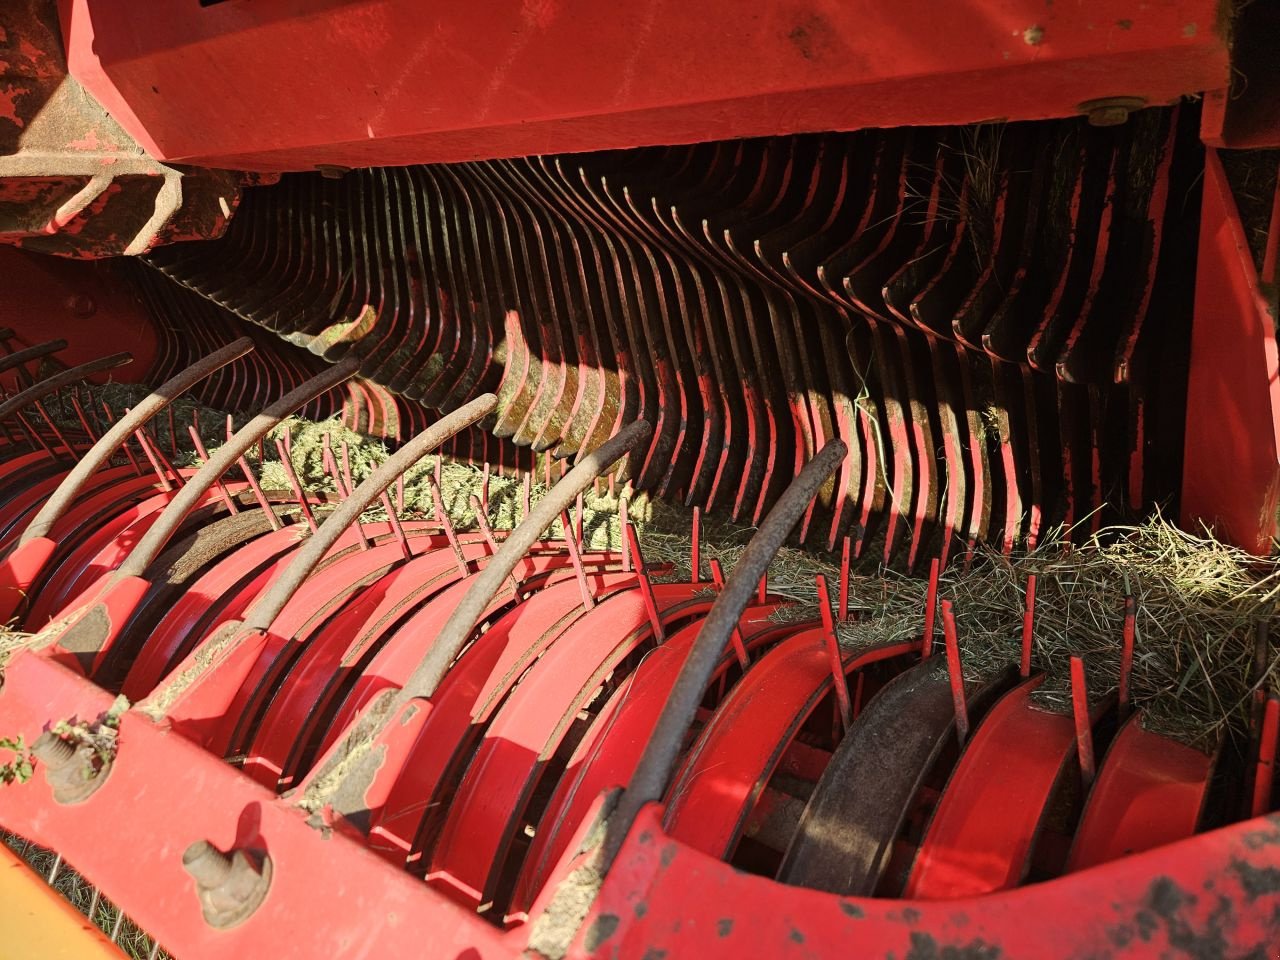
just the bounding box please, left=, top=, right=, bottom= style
left=31, top=731, right=75, bottom=767
left=1078, top=96, right=1146, bottom=127
left=66, top=294, right=96, bottom=319
left=182, top=840, right=234, bottom=887
left=32, top=731, right=109, bottom=804
left=182, top=840, right=272, bottom=929
left=316, top=164, right=351, bottom=179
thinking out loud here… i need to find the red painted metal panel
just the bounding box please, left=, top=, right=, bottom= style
left=1180, top=150, right=1280, bottom=554
left=60, top=0, right=1227, bottom=172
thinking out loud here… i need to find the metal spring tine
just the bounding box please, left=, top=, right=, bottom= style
left=522, top=471, right=532, bottom=520
left=468, top=493, right=521, bottom=595
left=690, top=505, right=701, bottom=583
left=20, top=340, right=254, bottom=543
left=188, top=426, right=240, bottom=515
left=113, top=358, right=360, bottom=580
left=103, top=401, right=145, bottom=476
left=14, top=409, right=57, bottom=458
left=940, top=598, right=969, bottom=745
left=396, top=471, right=405, bottom=514
left=274, top=437, right=317, bottom=532
left=838, top=535, right=851, bottom=621
left=921, top=556, right=940, bottom=659
left=46, top=852, right=62, bottom=885
left=1119, top=593, right=1136, bottom=714
left=816, top=574, right=853, bottom=733
left=322, top=431, right=366, bottom=548
left=69, top=390, right=100, bottom=443
left=109, top=903, right=125, bottom=944
left=380, top=487, right=412, bottom=560
left=1071, top=655, right=1096, bottom=789
left=1020, top=574, right=1038, bottom=678
left=32, top=397, right=76, bottom=458
left=143, top=425, right=186, bottom=488
left=425, top=472, right=469, bottom=577
left=559, top=509, right=595, bottom=610
left=621, top=521, right=664, bottom=643
left=619, top=495, right=631, bottom=571
left=707, top=558, right=749, bottom=668
left=132, top=422, right=174, bottom=491
left=480, top=462, right=490, bottom=513
left=236, top=448, right=282, bottom=531
left=87, top=885, right=101, bottom=922
left=603, top=438, right=845, bottom=870
left=239, top=395, right=497, bottom=633
left=574, top=490, right=585, bottom=547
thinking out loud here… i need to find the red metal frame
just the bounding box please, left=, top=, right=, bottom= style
left=58, top=0, right=1227, bottom=173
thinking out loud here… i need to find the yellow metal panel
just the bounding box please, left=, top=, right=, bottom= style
left=0, top=844, right=126, bottom=960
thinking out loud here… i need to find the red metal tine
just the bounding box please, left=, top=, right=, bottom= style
left=14, top=409, right=57, bottom=458
left=708, top=558, right=749, bottom=668
left=625, top=521, right=665, bottom=643
left=757, top=569, right=768, bottom=605
left=619, top=495, right=632, bottom=572
left=468, top=493, right=521, bottom=595
left=940, top=598, right=969, bottom=746
left=32, top=398, right=75, bottom=459
left=1020, top=573, right=1038, bottom=678
left=426, top=472, right=469, bottom=578
left=132, top=423, right=174, bottom=492
left=816, top=574, right=853, bottom=733
left=559, top=509, right=596, bottom=609
left=68, top=392, right=100, bottom=444
left=141, top=426, right=185, bottom=489
left=188, top=426, right=241, bottom=515
left=1119, top=594, right=1136, bottom=714
left=379, top=489, right=412, bottom=560
left=691, top=505, right=701, bottom=583
left=273, top=437, right=317, bottom=533
left=1071, top=655, right=1096, bottom=790
left=574, top=490, right=585, bottom=547
left=839, top=534, right=851, bottom=621
left=235, top=449, right=283, bottom=531
left=1252, top=697, right=1279, bottom=818
left=921, top=556, right=940, bottom=659
left=339, top=441, right=359, bottom=498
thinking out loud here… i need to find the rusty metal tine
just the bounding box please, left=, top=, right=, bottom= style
left=523, top=471, right=532, bottom=520
left=560, top=509, right=596, bottom=610
left=691, top=505, right=701, bottom=583
left=103, top=401, right=145, bottom=475
left=1252, top=697, right=1279, bottom=818
left=605, top=438, right=845, bottom=870
left=398, top=419, right=650, bottom=701
left=817, top=574, right=853, bottom=733
left=940, top=598, right=969, bottom=747
left=32, top=398, right=75, bottom=458
left=1020, top=574, right=1038, bottom=678
left=619, top=496, right=632, bottom=572
left=852, top=671, right=866, bottom=721
left=708, top=558, right=749, bottom=667
left=189, top=426, right=240, bottom=515
left=240, top=394, right=498, bottom=633
left=132, top=424, right=174, bottom=491
left=0, top=338, right=67, bottom=376
left=282, top=422, right=291, bottom=458
left=921, top=556, right=940, bottom=659
left=1071, top=655, right=1096, bottom=789
left=114, top=358, right=361, bottom=580
left=1119, top=594, right=1136, bottom=714
left=839, top=535, right=851, bottom=621
left=481, top=462, right=491, bottom=513
left=274, top=437, right=317, bottom=532
left=574, top=490, right=585, bottom=547
left=340, top=441, right=358, bottom=499
left=426, top=472, right=469, bottom=577
left=237, top=451, right=282, bottom=531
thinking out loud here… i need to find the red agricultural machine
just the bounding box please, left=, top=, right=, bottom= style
left=1, top=0, right=1279, bottom=956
